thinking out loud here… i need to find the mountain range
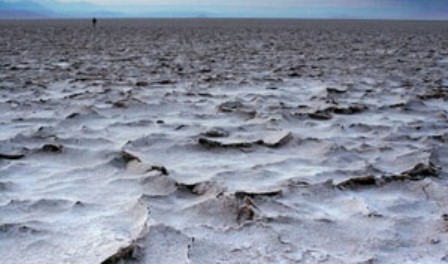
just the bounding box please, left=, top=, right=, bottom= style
left=0, top=0, right=122, bottom=18
left=0, top=0, right=216, bottom=19
left=1, top=0, right=447, bottom=20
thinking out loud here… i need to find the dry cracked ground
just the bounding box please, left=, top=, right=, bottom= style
left=1, top=19, right=448, bottom=263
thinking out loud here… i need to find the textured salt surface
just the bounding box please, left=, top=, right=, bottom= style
left=1, top=19, right=448, bottom=263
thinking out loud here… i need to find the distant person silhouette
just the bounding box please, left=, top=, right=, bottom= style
left=92, top=18, right=97, bottom=28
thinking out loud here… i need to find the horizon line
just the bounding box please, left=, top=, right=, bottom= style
left=1, top=16, right=447, bottom=22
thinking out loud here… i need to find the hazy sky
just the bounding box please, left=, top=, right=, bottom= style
left=4, top=0, right=448, bottom=19
left=67, top=0, right=447, bottom=16
left=55, top=0, right=445, bottom=8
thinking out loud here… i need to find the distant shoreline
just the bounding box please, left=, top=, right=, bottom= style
left=1, top=17, right=447, bottom=23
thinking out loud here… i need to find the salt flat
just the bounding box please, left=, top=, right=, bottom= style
left=1, top=19, right=448, bottom=263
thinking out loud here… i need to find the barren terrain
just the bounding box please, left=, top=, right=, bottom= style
left=1, top=19, right=448, bottom=263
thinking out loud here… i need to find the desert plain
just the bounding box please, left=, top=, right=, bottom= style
left=1, top=19, right=448, bottom=263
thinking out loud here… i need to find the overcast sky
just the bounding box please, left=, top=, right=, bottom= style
left=54, top=0, right=444, bottom=8
left=70, top=0, right=447, bottom=17
left=3, top=0, right=448, bottom=19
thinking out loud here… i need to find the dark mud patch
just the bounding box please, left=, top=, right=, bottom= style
left=336, top=162, right=439, bottom=190
left=101, top=243, right=142, bottom=264
left=0, top=152, right=26, bottom=160
left=198, top=131, right=292, bottom=150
